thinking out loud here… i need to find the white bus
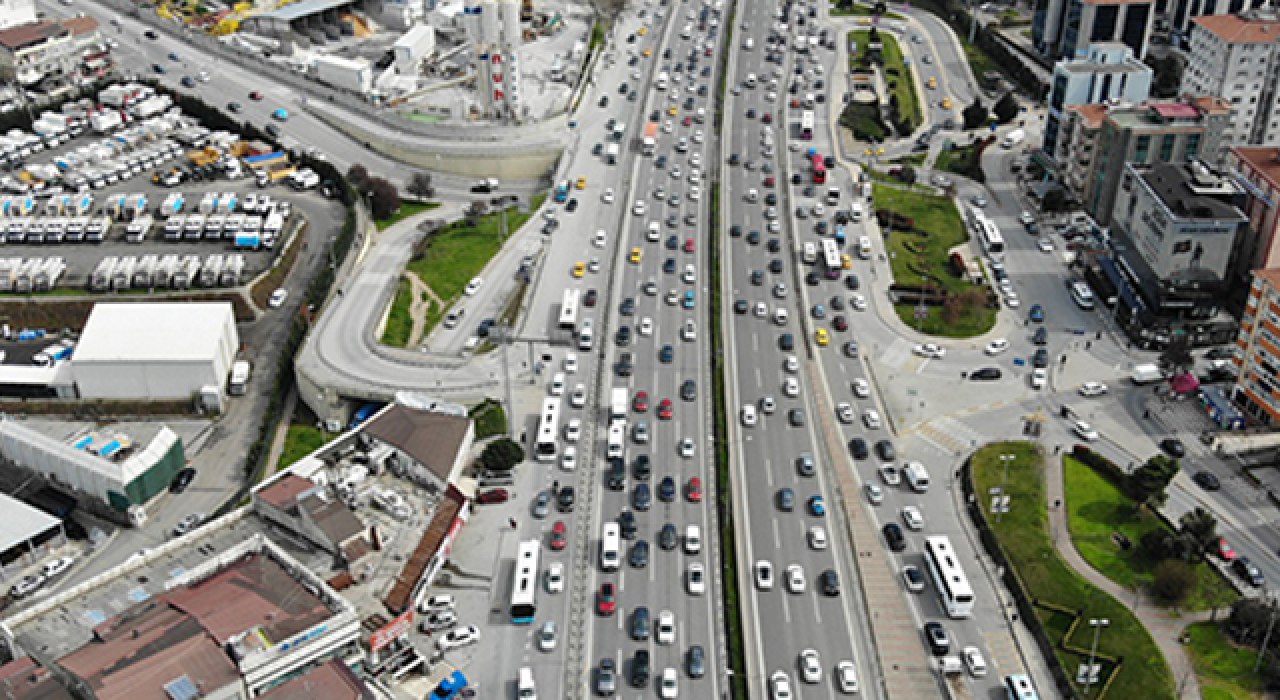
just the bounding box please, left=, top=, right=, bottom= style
left=1003, top=674, right=1039, bottom=700
left=534, top=398, right=561, bottom=463
left=559, top=288, right=581, bottom=330
left=822, top=239, right=842, bottom=279
left=800, top=110, right=815, bottom=140
left=600, top=523, right=621, bottom=571
left=923, top=536, right=975, bottom=618
left=509, top=539, right=539, bottom=624
left=979, top=219, right=1005, bottom=259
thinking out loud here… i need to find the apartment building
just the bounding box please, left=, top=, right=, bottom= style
left=1231, top=268, right=1280, bottom=425
left=0, top=0, right=37, bottom=31
left=0, top=17, right=106, bottom=91
left=1167, top=0, right=1265, bottom=40
left=1044, top=43, right=1153, bottom=158
left=1180, top=10, right=1280, bottom=154
left=1032, top=0, right=1154, bottom=62
left=1223, top=148, right=1280, bottom=293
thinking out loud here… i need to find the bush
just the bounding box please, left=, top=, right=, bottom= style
left=1151, top=559, right=1195, bottom=605
left=480, top=438, right=524, bottom=471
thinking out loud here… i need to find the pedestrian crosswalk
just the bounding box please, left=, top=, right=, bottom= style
left=914, top=415, right=988, bottom=455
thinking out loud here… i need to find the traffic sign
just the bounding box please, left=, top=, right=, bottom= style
left=914, top=307, right=929, bottom=320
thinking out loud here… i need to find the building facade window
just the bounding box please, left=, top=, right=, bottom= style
left=1159, top=134, right=1176, bottom=161
left=1135, top=134, right=1151, bottom=161
left=1184, top=133, right=1201, bottom=160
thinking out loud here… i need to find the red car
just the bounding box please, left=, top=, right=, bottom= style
left=683, top=238, right=695, bottom=253
left=657, top=399, right=674, bottom=420
left=633, top=390, right=649, bottom=412
left=833, top=315, right=848, bottom=331
left=550, top=521, right=567, bottom=551
left=249, top=91, right=263, bottom=101
left=584, top=289, right=598, bottom=307
left=763, top=176, right=776, bottom=188
left=1217, top=537, right=1236, bottom=561
left=762, top=113, right=773, bottom=124
left=476, top=488, right=509, bottom=504
left=597, top=582, right=617, bottom=615
left=790, top=98, right=801, bottom=108
left=682, top=116, right=693, bottom=127
left=686, top=477, right=703, bottom=503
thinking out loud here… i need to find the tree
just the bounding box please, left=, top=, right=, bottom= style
left=962, top=98, right=989, bottom=130
left=1159, top=333, right=1195, bottom=375
left=1042, top=188, right=1067, bottom=212
left=1179, top=506, right=1218, bottom=556
left=993, top=91, right=1020, bottom=124
left=1130, top=455, right=1180, bottom=504
left=873, top=0, right=887, bottom=13
left=1228, top=598, right=1275, bottom=647
left=898, top=164, right=917, bottom=188
left=407, top=172, right=435, bottom=199
left=1151, top=559, right=1195, bottom=605
left=480, top=438, right=525, bottom=471
left=347, top=164, right=370, bottom=190
left=1145, top=54, right=1184, bottom=98
left=869, top=27, right=880, bottom=42
left=367, top=177, right=401, bottom=220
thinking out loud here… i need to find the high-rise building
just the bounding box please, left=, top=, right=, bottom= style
left=1167, top=0, right=1265, bottom=43
left=1043, top=43, right=1153, bottom=157
left=1231, top=268, right=1280, bottom=425
left=467, top=0, right=523, bottom=120
left=1223, top=147, right=1280, bottom=291
left=1180, top=10, right=1280, bottom=154
left=1032, top=0, right=1154, bottom=61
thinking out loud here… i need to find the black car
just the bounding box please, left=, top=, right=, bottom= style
left=607, top=458, right=627, bottom=490
left=849, top=438, right=869, bottom=460
left=846, top=275, right=860, bottom=290
left=1193, top=470, right=1221, bottom=490
left=875, top=440, right=897, bottom=461
left=1032, top=348, right=1050, bottom=368
left=585, top=289, right=599, bottom=306
left=557, top=486, right=575, bottom=512
left=1235, top=557, right=1265, bottom=587
left=747, top=230, right=761, bottom=245
left=687, top=645, right=706, bottom=678
left=750, top=269, right=764, bottom=285
left=728, top=153, right=741, bottom=165
left=681, top=379, right=697, bottom=401
left=633, top=483, right=652, bottom=511
left=883, top=523, right=906, bottom=552
left=227, top=101, right=243, bottom=113
left=476, top=319, right=495, bottom=337
left=615, top=352, right=634, bottom=376
left=730, top=223, right=742, bottom=236
left=633, top=455, right=651, bottom=480
left=631, top=650, right=651, bottom=687
left=170, top=467, right=197, bottom=493
left=664, top=258, right=678, bottom=274
left=830, top=296, right=846, bottom=311
left=629, top=539, right=650, bottom=568
left=805, top=272, right=821, bottom=286
left=735, top=299, right=750, bottom=314
left=618, top=510, right=637, bottom=539
left=659, top=476, right=677, bottom=502
left=144, top=29, right=158, bottom=39
left=592, top=143, right=603, bottom=155
left=620, top=297, right=636, bottom=315
left=796, top=454, right=816, bottom=477
left=1161, top=438, right=1187, bottom=458
left=769, top=259, right=784, bottom=274
left=599, top=95, right=609, bottom=107
left=924, top=622, right=951, bottom=655
left=615, top=326, right=632, bottom=347
left=659, top=523, right=678, bottom=550
left=779, top=334, right=795, bottom=351
left=970, top=367, right=1003, bottom=381
left=777, top=488, right=795, bottom=511
left=767, top=238, right=782, bottom=252
left=180, top=76, right=195, bottom=88
left=630, top=606, right=651, bottom=640
left=820, top=569, right=840, bottom=596
left=1033, top=326, right=1048, bottom=345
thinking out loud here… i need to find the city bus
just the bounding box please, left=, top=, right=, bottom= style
left=923, top=536, right=975, bottom=618
left=821, top=239, right=842, bottom=279
left=558, top=288, right=581, bottom=330
left=510, top=539, right=540, bottom=624
left=810, top=153, right=827, bottom=184
left=534, top=397, right=561, bottom=463
left=978, top=219, right=1006, bottom=259
left=800, top=110, right=815, bottom=140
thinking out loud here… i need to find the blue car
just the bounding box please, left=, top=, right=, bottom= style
left=809, top=495, right=826, bottom=516
left=1029, top=304, right=1045, bottom=323
left=683, top=291, right=695, bottom=309
left=666, top=234, right=679, bottom=250
left=272, top=108, right=289, bottom=121
left=659, top=345, right=674, bottom=363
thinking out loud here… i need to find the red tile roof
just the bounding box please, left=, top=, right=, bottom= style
left=59, top=16, right=99, bottom=36
left=0, top=21, right=66, bottom=51
left=258, top=661, right=372, bottom=700
left=1193, top=14, right=1280, bottom=44
left=1068, top=103, right=1110, bottom=128
left=1234, top=147, right=1280, bottom=191
left=256, top=474, right=316, bottom=509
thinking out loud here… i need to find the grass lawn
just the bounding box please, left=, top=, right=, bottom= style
left=280, top=423, right=326, bottom=469
left=406, top=194, right=544, bottom=336
left=469, top=399, right=508, bottom=439
left=375, top=200, right=441, bottom=231
left=872, top=183, right=997, bottom=337
left=1064, top=457, right=1238, bottom=611
left=972, top=443, right=1175, bottom=699
left=891, top=153, right=927, bottom=166
left=850, top=30, right=920, bottom=131
left=1186, top=621, right=1267, bottom=700
left=934, top=141, right=983, bottom=176
left=381, top=276, right=414, bottom=348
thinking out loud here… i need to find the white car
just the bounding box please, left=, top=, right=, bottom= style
left=1074, top=420, right=1100, bottom=441
left=679, top=437, right=696, bottom=458
left=785, top=564, right=807, bottom=593
left=1030, top=368, right=1048, bottom=389
left=852, top=378, right=870, bottom=398
left=686, top=563, right=706, bottom=595
left=436, top=625, right=481, bottom=651
left=755, top=560, right=774, bottom=590
left=639, top=317, right=654, bottom=336
left=267, top=288, right=288, bottom=308
left=419, top=594, right=455, bottom=614
left=1019, top=211, right=1035, bottom=225
left=985, top=338, right=1010, bottom=355
left=41, top=556, right=74, bottom=579
left=913, top=343, right=946, bottom=359
left=633, top=200, right=646, bottom=215
left=537, top=621, right=557, bottom=651
left=760, top=396, right=776, bottom=414
left=1038, top=237, right=1055, bottom=252
left=682, top=319, right=697, bottom=341
left=561, top=446, right=577, bottom=470
left=902, top=505, right=925, bottom=531
left=570, top=384, right=587, bottom=408
left=593, top=230, right=607, bottom=247
left=851, top=294, right=868, bottom=311
left=10, top=575, right=43, bottom=598
left=799, top=649, right=822, bottom=683
left=807, top=526, right=828, bottom=550
left=742, top=404, right=758, bottom=427
left=783, top=377, right=800, bottom=398
left=755, top=301, right=769, bottom=318
left=1004, top=292, right=1021, bottom=308
left=836, top=402, right=854, bottom=423
left=682, top=264, right=697, bottom=283
left=773, top=282, right=788, bottom=299
left=657, top=610, right=677, bottom=645
left=564, top=419, right=582, bottom=442
left=648, top=222, right=661, bottom=241
left=963, top=646, right=988, bottom=677
left=836, top=660, right=859, bottom=694
left=564, top=352, right=579, bottom=373
left=464, top=277, right=483, bottom=296
left=784, top=355, right=799, bottom=373
left=770, top=671, right=794, bottom=700
left=602, top=188, right=615, bottom=203
left=863, top=409, right=882, bottom=429
left=1079, top=381, right=1109, bottom=397
left=865, top=483, right=884, bottom=504
left=660, top=668, right=679, bottom=699
left=879, top=464, right=902, bottom=485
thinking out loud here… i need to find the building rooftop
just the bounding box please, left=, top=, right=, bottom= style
left=1137, top=162, right=1247, bottom=221
left=0, top=656, right=75, bottom=700
left=360, top=404, right=471, bottom=484
left=258, top=0, right=356, bottom=22
left=0, top=492, right=60, bottom=555
left=59, top=16, right=98, bottom=37
left=257, top=661, right=371, bottom=700
left=1232, top=147, right=1280, bottom=190
left=1253, top=267, right=1280, bottom=291
left=1106, top=99, right=1219, bottom=128
left=72, top=302, right=234, bottom=364
left=0, top=21, right=66, bottom=52
left=1067, top=103, right=1111, bottom=128
left=1193, top=13, right=1280, bottom=44
left=1150, top=102, right=1200, bottom=119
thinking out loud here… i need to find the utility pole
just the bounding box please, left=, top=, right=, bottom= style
left=1082, top=618, right=1109, bottom=695
left=1256, top=592, right=1278, bottom=673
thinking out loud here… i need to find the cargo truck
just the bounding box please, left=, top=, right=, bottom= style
left=198, top=254, right=224, bottom=287
left=154, top=254, right=180, bottom=287
left=171, top=255, right=200, bottom=289
left=111, top=256, right=136, bottom=290
left=160, top=192, right=183, bottom=217
left=132, top=254, right=158, bottom=288
left=65, top=216, right=87, bottom=242
left=184, top=214, right=205, bottom=240
left=85, top=216, right=110, bottom=242
left=204, top=214, right=225, bottom=239
left=220, top=254, right=244, bottom=286
left=197, top=192, right=217, bottom=215
left=10, top=258, right=37, bottom=293
left=125, top=215, right=153, bottom=243
left=228, top=360, right=251, bottom=395
left=643, top=122, right=658, bottom=156
left=217, top=192, right=237, bottom=214
left=33, top=257, right=65, bottom=291
left=164, top=215, right=184, bottom=241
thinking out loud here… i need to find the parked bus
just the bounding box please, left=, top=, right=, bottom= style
left=800, top=110, right=815, bottom=140
left=559, top=288, right=581, bottom=330
left=810, top=153, right=827, bottom=184
left=978, top=219, right=1005, bottom=259
left=924, top=536, right=975, bottom=618
left=534, top=398, right=561, bottom=463
left=822, top=239, right=842, bottom=279
left=509, top=539, right=540, bottom=624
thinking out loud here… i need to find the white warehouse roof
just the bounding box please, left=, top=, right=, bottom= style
left=73, top=302, right=235, bottom=364
left=0, top=492, right=60, bottom=555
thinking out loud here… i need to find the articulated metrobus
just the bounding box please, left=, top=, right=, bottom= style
left=534, top=397, right=561, bottom=463
left=923, top=536, right=975, bottom=618
left=558, top=288, right=581, bottom=330
left=510, top=539, right=540, bottom=624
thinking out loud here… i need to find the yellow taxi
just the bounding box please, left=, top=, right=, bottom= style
left=572, top=262, right=586, bottom=278
left=575, top=176, right=587, bottom=190
left=842, top=253, right=853, bottom=269
left=667, top=105, right=678, bottom=116
left=941, top=97, right=953, bottom=109
left=642, top=48, right=652, bottom=57
left=926, top=77, right=937, bottom=90
left=815, top=328, right=830, bottom=346
left=638, top=26, right=648, bottom=36
left=629, top=247, right=643, bottom=264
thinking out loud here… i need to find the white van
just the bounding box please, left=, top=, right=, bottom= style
left=1069, top=281, right=1095, bottom=310
left=904, top=461, right=931, bottom=492
left=601, top=523, right=621, bottom=571
left=684, top=525, right=702, bottom=554
left=517, top=667, right=537, bottom=700
left=803, top=241, right=817, bottom=264
left=850, top=201, right=864, bottom=222
left=858, top=236, right=873, bottom=259
left=607, top=422, right=625, bottom=458
left=743, top=37, right=755, bottom=50
left=549, top=372, right=566, bottom=396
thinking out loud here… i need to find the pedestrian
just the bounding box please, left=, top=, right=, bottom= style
left=1096, top=330, right=1103, bottom=340
left=552, top=480, right=560, bottom=494
left=508, top=517, right=517, bottom=530
left=1085, top=341, right=1092, bottom=350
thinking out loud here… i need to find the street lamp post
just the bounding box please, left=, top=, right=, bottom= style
left=996, top=453, right=1014, bottom=522
left=1083, top=618, right=1110, bottom=695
